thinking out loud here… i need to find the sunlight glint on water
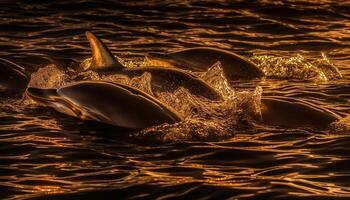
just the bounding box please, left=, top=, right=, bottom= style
left=1, top=0, right=350, bottom=199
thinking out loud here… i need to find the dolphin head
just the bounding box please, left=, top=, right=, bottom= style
left=85, top=31, right=124, bottom=71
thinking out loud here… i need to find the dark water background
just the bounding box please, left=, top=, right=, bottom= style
left=1, top=0, right=350, bottom=199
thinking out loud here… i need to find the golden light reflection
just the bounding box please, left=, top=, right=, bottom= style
left=32, top=185, right=64, bottom=195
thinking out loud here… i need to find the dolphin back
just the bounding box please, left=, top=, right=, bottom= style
left=261, top=97, right=340, bottom=129
left=0, top=57, right=28, bottom=95
left=149, top=47, right=263, bottom=80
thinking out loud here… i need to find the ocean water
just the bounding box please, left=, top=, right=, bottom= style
left=1, top=1, right=350, bottom=199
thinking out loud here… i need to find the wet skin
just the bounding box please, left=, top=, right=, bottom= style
left=26, top=81, right=182, bottom=130
left=260, top=96, right=340, bottom=130
left=0, top=57, right=29, bottom=95
left=148, top=47, right=263, bottom=80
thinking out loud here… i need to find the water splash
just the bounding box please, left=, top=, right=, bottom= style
left=200, top=61, right=235, bottom=100
left=250, top=54, right=342, bottom=81
left=74, top=70, right=155, bottom=95
left=311, top=52, right=343, bottom=80
left=28, top=64, right=70, bottom=89
left=330, top=114, right=350, bottom=132
left=137, top=86, right=262, bottom=142
left=105, top=72, right=154, bottom=95
left=29, top=63, right=154, bottom=95
left=137, top=92, right=239, bottom=142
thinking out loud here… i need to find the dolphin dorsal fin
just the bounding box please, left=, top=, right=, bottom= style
left=85, top=31, right=124, bottom=70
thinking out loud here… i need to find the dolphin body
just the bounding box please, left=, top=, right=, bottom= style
left=0, top=57, right=29, bottom=95
left=260, top=97, right=340, bottom=130
left=83, top=32, right=223, bottom=101
left=147, top=47, right=263, bottom=80
left=26, top=81, right=182, bottom=130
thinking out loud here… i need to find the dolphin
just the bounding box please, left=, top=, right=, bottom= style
left=83, top=31, right=223, bottom=101
left=147, top=47, right=264, bottom=80
left=26, top=81, right=182, bottom=130
left=260, top=96, right=340, bottom=130
left=0, top=57, right=29, bottom=95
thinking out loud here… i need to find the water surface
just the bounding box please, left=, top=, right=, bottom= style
left=1, top=1, right=350, bottom=199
